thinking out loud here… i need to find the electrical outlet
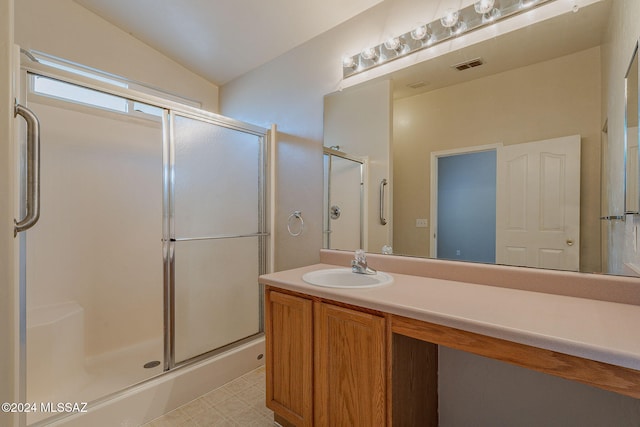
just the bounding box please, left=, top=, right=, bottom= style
left=416, top=218, right=428, bottom=228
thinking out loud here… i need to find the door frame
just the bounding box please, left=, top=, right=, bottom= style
left=429, top=143, right=502, bottom=258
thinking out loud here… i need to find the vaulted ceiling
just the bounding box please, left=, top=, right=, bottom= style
left=74, top=0, right=383, bottom=85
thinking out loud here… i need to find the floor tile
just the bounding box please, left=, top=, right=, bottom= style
left=143, top=366, right=273, bottom=426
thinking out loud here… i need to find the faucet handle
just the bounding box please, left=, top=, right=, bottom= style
left=355, top=249, right=366, bottom=262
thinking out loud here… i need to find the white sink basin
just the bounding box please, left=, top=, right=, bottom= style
left=302, top=268, right=393, bottom=288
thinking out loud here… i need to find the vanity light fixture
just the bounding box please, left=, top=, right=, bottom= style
left=342, top=0, right=556, bottom=78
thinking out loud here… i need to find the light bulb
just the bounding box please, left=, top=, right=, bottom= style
left=384, top=36, right=402, bottom=51
left=474, top=0, right=495, bottom=14
left=440, top=9, right=459, bottom=28
left=451, top=21, right=467, bottom=35
left=482, top=7, right=501, bottom=22
left=361, top=47, right=378, bottom=61
left=411, top=25, right=431, bottom=42
left=342, top=55, right=356, bottom=69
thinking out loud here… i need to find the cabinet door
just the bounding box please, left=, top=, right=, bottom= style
left=265, top=290, right=313, bottom=426
left=315, top=302, right=386, bottom=426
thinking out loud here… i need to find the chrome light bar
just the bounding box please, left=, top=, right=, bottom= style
left=342, top=0, right=557, bottom=79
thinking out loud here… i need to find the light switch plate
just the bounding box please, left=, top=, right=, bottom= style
left=416, top=218, right=428, bottom=228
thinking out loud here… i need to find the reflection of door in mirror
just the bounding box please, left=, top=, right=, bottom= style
left=429, top=136, right=580, bottom=271
left=625, top=44, right=639, bottom=214
left=430, top=148, right=497, bottom=264
left=323, top=150, right=364, bottom=251
left=496, top=135, right=581, bottom=271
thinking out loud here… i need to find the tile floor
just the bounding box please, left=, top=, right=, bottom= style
left=143, top=366, right=274, bottom=426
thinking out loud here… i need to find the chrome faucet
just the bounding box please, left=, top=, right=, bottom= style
left=351, top=249, right=377, bottom=275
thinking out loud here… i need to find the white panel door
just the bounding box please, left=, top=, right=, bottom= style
left=496, top=135, right=581, bottom=270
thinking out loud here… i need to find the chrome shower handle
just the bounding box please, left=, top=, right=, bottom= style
left=14, top=102, right=41, bottom=236
left=379, top=179, right=388, bottom=225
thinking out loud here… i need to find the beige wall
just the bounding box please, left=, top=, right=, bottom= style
left=394, top=47, right=602, bottom=272
left=324, top=79, right=393, bottom=252
left=0, top=0, right=16, bottom=424
left=272, top=134, right=324, bottom=271
left=15, top=0, right=219, bottom=111
left=602, top=0, right=640, bottom=275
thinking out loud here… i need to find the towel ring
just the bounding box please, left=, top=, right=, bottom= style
left=287, top=211, right=304, bottom=237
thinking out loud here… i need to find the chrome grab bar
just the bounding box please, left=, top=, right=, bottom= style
left=14, top=102, right=41, bottom=237
left=379, top=178, right=388, bottom=225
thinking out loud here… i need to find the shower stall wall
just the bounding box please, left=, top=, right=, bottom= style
left=16, top=58, right=268, bottom=426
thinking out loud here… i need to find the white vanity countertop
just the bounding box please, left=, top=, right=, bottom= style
left=259, top=263, right=640, bottom=371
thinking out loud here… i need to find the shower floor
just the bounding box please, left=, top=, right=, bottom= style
left=28, top=337, right=164, bottom=425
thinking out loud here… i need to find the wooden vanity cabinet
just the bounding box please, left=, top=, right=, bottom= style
left=265, top=290, right=313, bottom=426
left=265, top=288, right=387, bottom=427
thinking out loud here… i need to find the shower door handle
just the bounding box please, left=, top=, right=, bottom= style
left=14, top=102, right=41, bottom=236
left=379, top=179, right=388, bottom=225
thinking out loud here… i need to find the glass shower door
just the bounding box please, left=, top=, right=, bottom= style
left=23, top=93, right=165, bottom=425
left=171, top=113, right=265, bottom=364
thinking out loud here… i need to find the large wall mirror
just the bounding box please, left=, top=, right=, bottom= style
left=324, top=0, right=640, bottom=277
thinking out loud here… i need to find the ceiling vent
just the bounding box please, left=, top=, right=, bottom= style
left=406, top=81, right=428, bottom=89
left=451, top=57, right=484, bottom=71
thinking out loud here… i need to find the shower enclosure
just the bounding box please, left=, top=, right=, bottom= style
left=15, top=54, right=268, bottom=425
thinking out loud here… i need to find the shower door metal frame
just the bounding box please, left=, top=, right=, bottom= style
left=18, top=54, right=270, bottom=426
left=165, top=109, right=269, bottom=369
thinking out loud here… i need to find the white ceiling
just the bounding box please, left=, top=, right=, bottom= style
left=74, top=0, right=383, bottom=86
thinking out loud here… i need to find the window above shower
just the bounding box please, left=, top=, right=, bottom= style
left=23, top=50, right=201, bottom=121
left=30, top=75, right=164, bottom=119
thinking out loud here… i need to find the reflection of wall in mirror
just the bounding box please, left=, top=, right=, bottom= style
left=393, top=47, right=601, bottom=273
left=324, top=79, right=392, bottom=253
